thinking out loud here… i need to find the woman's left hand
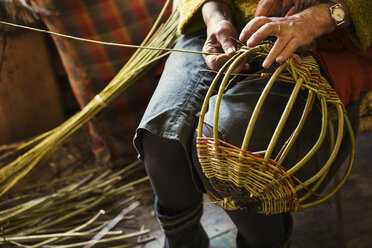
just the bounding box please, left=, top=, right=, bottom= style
left=239, top=4, right=336, bottom=68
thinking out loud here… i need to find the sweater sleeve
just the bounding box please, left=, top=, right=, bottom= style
left=177, top=0, right=235, bottom=34
left=343, top=0, right=372, bottom=50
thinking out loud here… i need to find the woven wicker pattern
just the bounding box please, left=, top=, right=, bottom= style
left=257, top=46, right=342, bottom=104
left=197, top=44, right=355, bottom=214
left=198, top=138, right=301, bottom=214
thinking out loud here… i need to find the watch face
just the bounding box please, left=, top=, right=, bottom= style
left=333, top=7, right=345, bottom=22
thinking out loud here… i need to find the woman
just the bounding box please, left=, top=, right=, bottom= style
left=134, top=0, right=372, bottom=247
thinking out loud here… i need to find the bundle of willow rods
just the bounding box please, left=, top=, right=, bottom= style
left=0, top=160, right=154, bottom=247
left=0, top=0, right=180, bottom=197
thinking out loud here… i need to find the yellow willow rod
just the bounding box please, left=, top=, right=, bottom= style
left=0, top=20, right=221, bottom=56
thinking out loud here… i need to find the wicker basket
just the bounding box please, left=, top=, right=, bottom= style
left=196, top=44, right=355, bottom=214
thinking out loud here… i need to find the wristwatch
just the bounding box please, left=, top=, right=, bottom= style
left=324, top=1, right=347, bottom=28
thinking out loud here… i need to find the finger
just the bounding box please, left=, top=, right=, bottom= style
left=232, top=60, right=249, bottom=73
left=276, top=38, right=300, bottom=63
left=203, top=40, right=221, bottom=70
left=246, top=22, right=280, bottom=47
left=217, top=31, right=237, bottom=54
left=239, top=16, right=271, bottom=42
left=202, top=44, right=220, bottom=55
left=202, top=38, right=221, bottom=56
left=262, top=34, right=291, bottom=68
left=204, top=39, right=247, bottom=72
left=229, top=57, right=249, bottom=73
left=204, top=54, right=233, bottom=71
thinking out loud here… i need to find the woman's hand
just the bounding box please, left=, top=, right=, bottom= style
left=202, top=1, right=247, bottom=72
left=239, top=4, right=336, bottom=68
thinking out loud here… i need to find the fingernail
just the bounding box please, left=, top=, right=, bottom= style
left=247, top=40, right=252, bottom=47
left=262, top=60, right=270, bottom=68
left=276, top=56, right=283, bottom=63
left=227, top=48, right=235, bottom=54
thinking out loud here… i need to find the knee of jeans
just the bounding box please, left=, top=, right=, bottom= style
left=140, top=130, right=155, bottom=151
left=141, top=130, right=188, bottom=171
left=138, top=130, right=167, bottom=168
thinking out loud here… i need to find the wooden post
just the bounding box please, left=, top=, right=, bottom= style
left=0, top=30, right=65, bottom=144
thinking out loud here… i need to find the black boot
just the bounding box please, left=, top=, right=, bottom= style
left=155, top=198, right=209, bottom=248
left=236, top=213, right=292, bottom=248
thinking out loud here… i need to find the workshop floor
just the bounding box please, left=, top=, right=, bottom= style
left=138, top=131, right=372, bottom=248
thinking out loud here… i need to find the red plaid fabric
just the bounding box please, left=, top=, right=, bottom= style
left=30, top=0, right=169, bottom=163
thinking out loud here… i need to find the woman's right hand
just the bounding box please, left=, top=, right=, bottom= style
left=202, top=1, right=246, bottom=72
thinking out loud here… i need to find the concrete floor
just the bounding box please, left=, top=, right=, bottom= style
left=138, top=131, right=372, bottom=248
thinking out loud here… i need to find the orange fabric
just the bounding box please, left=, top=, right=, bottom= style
left=316, top=31, right=372, bottom=104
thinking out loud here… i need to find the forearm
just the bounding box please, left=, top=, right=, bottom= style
left=201, top=1, right=242, bottom=71
left=202, top=1, right=232, bottom=26
left=178, top=0, right=235, bottom=34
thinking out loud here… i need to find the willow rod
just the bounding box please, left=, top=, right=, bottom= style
left=0, top=20, right=221, bottom=56
left=30, top=210, right=106, bottom=248
left=264, top=78, right=303, bottom=160
left=2, top=231, right=123, bottom=242
left=48, top=230, right=150, bottom=248
left=240, top=63, right=286, bottom=152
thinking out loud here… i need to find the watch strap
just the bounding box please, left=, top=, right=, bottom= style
left=323, top=1, right=347, bottom=28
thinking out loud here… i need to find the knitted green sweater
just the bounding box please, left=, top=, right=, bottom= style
left=178, top=0, right=372, bottom=50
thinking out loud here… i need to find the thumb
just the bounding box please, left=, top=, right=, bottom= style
left=218, top=35, right=236, bottom=54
